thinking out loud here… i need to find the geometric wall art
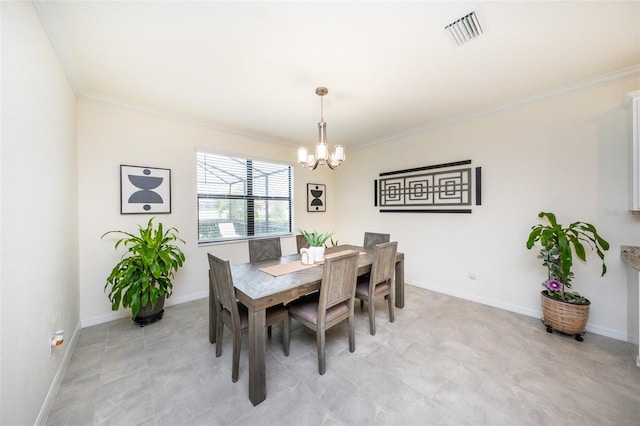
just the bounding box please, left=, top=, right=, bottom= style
left=374, top=160, right=481, bottom=213
left=307, top=183, right=326, bottom=212
left=120, top=165, right=171, bottom=214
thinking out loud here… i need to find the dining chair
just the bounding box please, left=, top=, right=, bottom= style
left=355, top=241, right=398, bottom=335
left=286, top=250, right=360, bottom=375
left=248, top=237, right=284, bottom=338
left=208, top=253, right=289, bottom=382
left=363, top=232, right=390, bottom=249
left=248, top=237, right=282, bottom=262
left=296, top=234, right=310, bottom=253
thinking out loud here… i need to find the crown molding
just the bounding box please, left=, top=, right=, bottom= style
left=354, top=64, right=640, bottom=151
left=81, top=65, right=640, bottom=153
left=77, top=64, right=640, bottom=152
left=79, top=92, right=299, bottom=147
left=33, top=1, right=85, bottom=96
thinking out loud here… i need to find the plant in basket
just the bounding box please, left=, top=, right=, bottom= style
left=526, top=211, right=609, bottom=340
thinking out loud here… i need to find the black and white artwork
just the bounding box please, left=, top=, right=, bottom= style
left=307, top=183, right=326, bottom=212
left=120, top=165, right=171, bottom=214
left=375, top=160, right=481, bottom=213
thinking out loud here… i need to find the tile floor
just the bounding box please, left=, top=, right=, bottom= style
left=46, top=285, right=640, bottom=425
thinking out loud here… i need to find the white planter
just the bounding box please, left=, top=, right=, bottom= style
left=310, top=246, right=325, bottom=263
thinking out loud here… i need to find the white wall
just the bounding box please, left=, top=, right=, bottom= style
left=336, top=78, right=640, bottom=340
left=1, top=2, right=79, bottom=424
left=77, top=100, right=336, bottom=324
left=77, top=77, right=640, bottom=340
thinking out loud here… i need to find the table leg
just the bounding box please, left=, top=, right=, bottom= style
left=395, top=259, right=405, bottom=308
left=248, top=307, right=267, bottom=406
left=208, top=270, right=216, bottom=343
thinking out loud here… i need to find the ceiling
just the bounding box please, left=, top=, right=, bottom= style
left=34, top=1, right=640, bottom=152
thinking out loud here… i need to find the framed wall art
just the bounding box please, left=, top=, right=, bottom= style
left=307, top=183, right=326, bottom=212
left=373, top=159, right=481, bottom=214
left=120, top=165, right=171, bottom=214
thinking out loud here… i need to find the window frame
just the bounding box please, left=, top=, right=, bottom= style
left=196, top=150, right=294, bottom=245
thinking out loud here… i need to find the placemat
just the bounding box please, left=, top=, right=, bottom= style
left=259, top=261, right=318, bottom=277
left=258, top=250, right=367, bottom=277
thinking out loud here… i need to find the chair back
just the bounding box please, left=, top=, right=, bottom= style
left=318, top=250, right=359, bottom=321
left=369, top=241, right=398, bottom=287
left=249, top=237, right=282, bottom=262
left=363, top=232, right=390, bottom=248
left=296, top=234, right=310, bottom=253
left=208, top=253, right=241, bottom=327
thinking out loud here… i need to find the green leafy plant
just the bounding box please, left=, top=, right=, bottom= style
left=297, top=228, right=335, bottom=247
left=102, top=218, right=186, bottom=318
left=526, top=211, right=609, bottom=304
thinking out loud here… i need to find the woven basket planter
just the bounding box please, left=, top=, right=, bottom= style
left=541, top=290, right=590, bottom=341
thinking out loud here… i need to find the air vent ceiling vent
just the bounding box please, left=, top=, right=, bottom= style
left=445, top=11, right=483, bottom=46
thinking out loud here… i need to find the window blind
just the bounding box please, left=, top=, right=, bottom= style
left=196, top=152, right=292, bottom=243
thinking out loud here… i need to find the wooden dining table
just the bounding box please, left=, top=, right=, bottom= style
left=208, top=244, right=405, bottom=406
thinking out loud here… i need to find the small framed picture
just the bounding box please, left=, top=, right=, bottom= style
left=307, top=183, right=326, bottom=212
left=120, top=165, right=171, bottom=214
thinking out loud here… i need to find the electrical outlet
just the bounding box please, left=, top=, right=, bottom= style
left=49, top=330, right=64, bottom=357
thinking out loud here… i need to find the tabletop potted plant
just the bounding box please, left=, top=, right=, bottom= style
left=526, top=211, right=609, bottom=341
left=297, top=228, right=335, bottom=262
left=102, top=217, right=186, bottom=326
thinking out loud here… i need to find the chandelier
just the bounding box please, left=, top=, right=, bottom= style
left=297, top=87, right=345, bottom=170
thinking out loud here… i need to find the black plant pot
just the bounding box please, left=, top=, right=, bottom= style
left=134, top=295, right=165, bottom=326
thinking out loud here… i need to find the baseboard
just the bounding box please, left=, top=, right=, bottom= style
left=81, top=290, right=209, bottom=327
left=34, top=322, right=82, bottom=426
left=412, top=281, right=628, bottom=342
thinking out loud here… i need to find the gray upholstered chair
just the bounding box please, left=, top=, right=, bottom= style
left=363, top=232, right=390, bottom=249
left=286, top=250, right=359, bottom=375
left=248, top=237, right=282, bottom=262
left=355, top=241, right=398, bottom=335
left=208, top=253, right=289, bottom=382
left=296, top=234, right=310, bottom=253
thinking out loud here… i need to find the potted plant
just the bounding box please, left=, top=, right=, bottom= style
left=102, top=218, right=186, bottom=325
left=526, top=211, right=609, bottom=340
left=297, top=229, right=335, bottom=262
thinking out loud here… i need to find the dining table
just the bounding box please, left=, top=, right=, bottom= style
left=208, top=244, right=405, bottom=406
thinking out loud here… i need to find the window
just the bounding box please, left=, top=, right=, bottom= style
left=197, top=151, right=293, bottom=243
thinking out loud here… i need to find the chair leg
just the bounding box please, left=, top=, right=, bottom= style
left=368, top=296, right=376, bottom=336
left=388, top=292, right=395, bottom=323
left=282, top=315, right=290, bottom=357
left=360, top=299, right=364, bottom=310
left=317, top=328, right=326, bottom=375
left=348, top=316, right=355, bottom=353
left=215, top=319, right=224, bottom=357
left=231, top=328, right=241, bottom=383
